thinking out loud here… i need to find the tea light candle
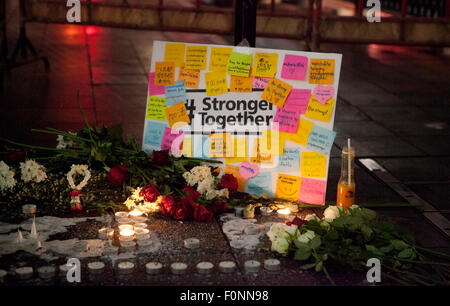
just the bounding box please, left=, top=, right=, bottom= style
left=120, top=241, right=136, bottom=252
left=234, top=207, right=244, bottom=217
left=219, top=261, right=236, bottom=273
left=277, top=208, right=291, bottom=218
left=115, top=211, right=129, bottom=220
left=244, top=260, right=261, bottom=273
left=196, top=262, right=214, bottom=274
left=244, top=224, right=260, bottom=235
left=117, top=218, right=132, bottom=225
left=137, top=238, right=152, bottom=248
left=88, top=261, right=105, bottom=275
left=0, top=269, right=7, bottom=283
left=117, top=261, right=134, bottom=274
left=16, top=267, right=33, bottom=280
left=171, top=262, right=187, bottom=275
left=264, top=259, right=281, bottom=271
left=119, top=228, right=135, bottom=242
left=133, top=216, right=148, bottom=223
left=118, top=224, right=133, bottom=231
left=59, top=264, right=71, bottom=277
left=184, top=238, right=200, bottom=249
left=260, top=207, right=273, bottom=216
left=128, top=209, right=143, bottom=219
left=22, top=204, right=37, bottom=216
left=133, top=222, right=147, bottom=229
left=146, top=262, right=163, bottom=275
left=135, top=228, right=150, bottom=240
left=38, top=266, right=55, bottom=279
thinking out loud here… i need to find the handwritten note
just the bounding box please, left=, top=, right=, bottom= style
left=282, top=118, right=314, bottom=146
left=313, top=85, right=334, bottom=104
left=298, top=178, right=326, bottom=205
left=205, top=71, right=228, bottom=96
left=230, top=73, right=252, bottom=93
left=209, top=47, right=233, bottom=72
left=224, top=164, right=246, bottom=192
left=278, top=147, right=301, bottom=173
left=180, top=137, right=192, bottom=157
left=281, top=54, right=308, bottom=80
left=247, top=172, right=273, bottom=196
left=161, top=127, right=184, bottom=154
left=154, top=62, right=175, bottom=86
left=185, top=46, right=207, bottom=70
left=146, top=96, right=166, bottom=121
left=164, top=43, right=185, bottom=67
left=308, top=59, right=335, bottom=84
left=250, top=138, right=275, bottom=166
left=227, top=52, right=252, bottom=77
left=284, top=89, right=312, bottom=114
left=209, top=133, right=232, bottom=158
left=178, top=68, right=200, bottom=89
left=252, top=76, right=271, bottom=89
left=261, top=78, right=293, bottom=108
left=273, top=108, right=300, bottom=134
left=165, top=81, right=186, bottom=107
left=148, top=72, right=165, bottom=95
left=275, top=173, right=301, bottom=201
left=225, top=138, right=247, bottom=163
left=306, top=125, right=336, bottom=155
left=304, top=95, right=335, bottom=123
left=253, top=53, right=278, bottom=78
left=301, top=152, right=326, bottom=178
left=165, top=101, right=190, bottom=129
left=239, top=162, right=259, bottom=179
left=143, top=121, right=167, bottom=149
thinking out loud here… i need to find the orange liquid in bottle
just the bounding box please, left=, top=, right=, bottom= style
left=336, top=182, right=355, bottom=209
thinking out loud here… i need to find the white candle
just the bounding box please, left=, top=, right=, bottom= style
left=118, top=224, right=133, bottom=231
left=219, top=261, right=236, bottom=273
left=37, top=266, right=55, bottom=279
left=137, top=239, right=153, bottom=247
left=133, top=216, right=148, bottom=223
left=59, top=264, right=71, bottom=277
left=117, top=261, right=134, bottom=274
left=88, top=261, right=105, bottom=275
left=129, top=209, right=143, bottom=219
left=133, top=222, right=148, bottom=229
left=135, top=228, right=150, bottom=240
left=264, top=259, right=281, bottom=271
left=117, top=218, right=132, bottom=224
left=120, top=241, right=136, bottom=253
left=244, top=260, right=261, bottom=273
left=115, top=211, right=129, bottom=220
left=145, top=262, right=162, bottom=275
left=196, top=262, right=214, bottom=274
left=184, top=238, right=200, bottom=249
left=119, top=228, right=135, bottom=242
left=16, top=267, right=33, bottom=280
left=171, top=262, right=188, bottom=275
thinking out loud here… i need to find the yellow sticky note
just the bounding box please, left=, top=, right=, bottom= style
left=205, top=71, right=228, bottom=96
left=308, top=59, right=335, bottom=84
left=301, top=152, right=326, bottom=178
left=260, top=129, right=284, bottom=155
left=209, top=133, right=232, bottom=158
left=180, top=137, right=192, bottom=157
left=185, top=46, right=208, bottom=70
left=227, top=52, right=253, bottom=77
left=230, top=72, right=252, bottom=93
left=253, top=53, right=278, bottom=78
left=282, top=118, right=314, bottom=146
left=146, top=96, right=166, bottom=121
left=225, top=138, right=248, bottom=163
left=178, top=68, right=200, bottom=89
left=250, top=138, right=275, bottom=166
left=154, top=62, right=175, bottom=86
left=224, top=164, right=246, bottom=192
left=164, top=43, right=185, bottom=67
left=261, top=78, right=293, bottom=108
left=275, top=174, right=301, bottom=201
left=165, top=101, right=190, bottom=129
left=304, top=95, right=335, bottom=123
left=210, top=47, right=233, bottom=72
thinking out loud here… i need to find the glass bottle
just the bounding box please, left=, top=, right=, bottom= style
left=336, top=146, right=355, bottom=209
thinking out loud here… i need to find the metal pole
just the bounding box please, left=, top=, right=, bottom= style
left=234, top=0, right=257, bottom=47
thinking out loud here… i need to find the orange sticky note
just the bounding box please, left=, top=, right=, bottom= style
left=282, top=118, right=314, bottom=146
left=225, top=138, right=248, bottom=163
left=275, top=173, right=301, bottom=201
left=224, top=164, right=246, bottom=192
left=165, top=101, right=190, bottom=129
left=164, top=43, right=185, bottom=67
left=304, top=95, right=335, bottom=123
left=205, top=71, right=228, bottom=96
left=261, top=78, right=293, bottom=108
left=250, top=138, right=275, bottom=166
left=301, top=152, right=327, bottom=178
left=253, top=53, right=278, bottom=78
left=185, top=46, right=208, bottom=70
left=178, top=68, right=200, bottom=89
left=230, top=73, right=252, bottom=93
left=209, top=133, right=232, bottom=158
left=210, top=47, right=233, bottom=72
left=155, top=62, right=175, bottom=86
left=308, top=59, right=335, bottom=84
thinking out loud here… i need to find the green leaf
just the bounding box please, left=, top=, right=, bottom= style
left=294, top=245, right=312, bottom=261
left=398, top=248, right=415, bottom=259
left=366, top=245, right=383, bottom=257
left=379, top=244, right=394, bottom=253
left=361, top=225, right=373, bottom=241
left=360, top=208, right=377, bottom=220
left=300, top=263, right=316, bottom=270
left=324, top=230, right=339, bottom=241
left=391, top=239, right=409, bottom=251
left=309, top=236, right=322, bottom=250
left=315, top=261, right=323, bottom=272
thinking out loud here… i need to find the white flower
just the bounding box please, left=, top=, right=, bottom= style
left=295, top=230, right=316, bottom=244
left=0, top=161, right=16, bottom=191
left=267, top=223, right=297, bottom=242
left=56, top=133, right=76, bottom=149
left=323, top=206, right=340, bottom=221
left=271, top=237, right=290, bottom=255
left=67, top=164, right=91, bottom=190
left=20, top=160, right=47, bottom=183
left=217, top=188, right=229, bottom=199
left=305, top=213, right=319, bottom=221
left=283, top=224, right=298, bottom=236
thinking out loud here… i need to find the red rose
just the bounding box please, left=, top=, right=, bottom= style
left=192, top=204, right=213, bottom=222
left=182, top=186, right=200, bottom=202
left=151, top=150, right=169, bottom=165
left=286, top=216, right=306, bottom=228
left=7, top=151, right=25, bottom=163
left=71, top=203, right=83, bottom=211
left=70, top=190, right=81, bottom=197
left=108, top=165, right=127, bottom=187
left=172, top=197, right=194, bottom=221
left=159, top=195, right=176, bottom=217
left=218, top=174, right=238, bottom=192
left=140, top=183, right=160, bottom=202
left=207, top=199, right=227, bottom=215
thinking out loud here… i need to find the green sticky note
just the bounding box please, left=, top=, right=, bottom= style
left=146, top=96, right=166, bottom=121
left=227, top=52, right=253, bottom=77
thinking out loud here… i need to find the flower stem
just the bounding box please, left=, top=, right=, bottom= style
left=322, top=266, right=336, bottom=286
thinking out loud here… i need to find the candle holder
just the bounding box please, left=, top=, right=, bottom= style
left=22, top=204, right=36, bottom=219
left=135, top=228, right=150, bottom=240
left=119, top=228, right=135, bottom=242
left=128, top=209, right=143, bottom=219
left=114, top=211, right=129, bottom=220
left=118, top=224, right=133, bottom=231
left=133, top=222, right=147, bottom=229
left=117, top=217, right=132, bottom=225
left=133, top=216, right=148, bottom=223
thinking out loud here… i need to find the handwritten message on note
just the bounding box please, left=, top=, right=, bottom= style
left=178, top=68, right=200, bottom=89
left=278, top=147, right=301, bottom=173
left=273, top=108, right=300, bottom=134
left=281, top=54, right=308, bottom=80
left=154, top=62, right=175, bottom=86
left=282, top=118, right=314, bottom=146
left=301, top=152, right=326, bottom=178
left=143, top=121, right=167, bottom=149
left=185, top=46, right=208, bottom=70
left=180, top=137, right=192, bottom=157
left=165, top=81, right=186, bottom=107
left=306, top=125, right=336, bottom=155
left=225, top=138, right=247, bottom=163
left=304, top=95, right=335, bottom=123
left=146, top=96, right=166, bottom=121
left=284, top=89, right=312, bottom=114
left=209, top=133, right=232, bottom=158
left=252, top=76, right=271, bottom=89
left=308, top=59, right=335, bottom=84
left=148, top=72, right=165, bottom=95
left=205, top=71, right=228, bottom=96
left=225, top=164, right=246, bottom=192
left=313, top=85, right=334, bottom=104
left=164, top=43, right=185, bottom=67
left=227, top=52, right=253, bottom=77
left=261, top=78, right=293, bottom=108
left=161, top=127, right=184, bottom=153
left=253, top=53, right=278, bottom=78
left=239, top=161, right=259, bottom=180
left=247, top=172, right=273, bottom=196
left=230, top=73, right=252, bottom=93
left=165, top=101, right=190, bottom=129
left=250, top=138, right=275, bottom=166
left=298, top=178, right=326, bottom=205
left=209, top=47, right=233, bottom=72
left=275, top=173, right=301, bottom=201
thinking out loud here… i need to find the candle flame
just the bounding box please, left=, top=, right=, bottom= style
left=277, top=208, right=291, bottom=215
left=129, top=209, right=143, bottom=217
left=120, top=228, right=135, bottom=237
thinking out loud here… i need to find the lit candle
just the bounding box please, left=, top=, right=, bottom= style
left=133, top=216, right=148, bottom=223
left=117, top=218, right=132, bottom=225
left=119, top=228, right=135, bottom=242
left=118, top=224, right=133, bottom=231
left=115, top=211, right=129, bottom=220
left=128, top=209, right=143, bottom=219
left=277, top=208, right=291, bottom=218
left=117, top=261, right=134, bottom=275
left=135, top=228, right=150, bottom=240
left=133, top=222, right=147, bottom=229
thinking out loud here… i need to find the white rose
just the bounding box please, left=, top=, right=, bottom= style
left=305, top=214, right=319, bottom=221
left=282, top=224, right=298, bottom=236
left=267, top=223, right=289, bottom=242
left=323, top=206, right=340, bottom=221
left=296, top=230, right=316, bottom=244
left=271, top=237, right=290, bottom=255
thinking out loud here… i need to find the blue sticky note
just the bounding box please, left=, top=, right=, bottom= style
left=165, top=81, right=187, bottom=107
left=247, top=172, right=273, bottom=196
left=306, top=125, right=336, bottom=155
left=143, top=121, right=167, bottom=152
left=193, top=135, right=210, bottom=158
left=278, top=147, right=300, bottom=173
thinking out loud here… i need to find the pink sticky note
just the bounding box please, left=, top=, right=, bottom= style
left=149, top=72, right=165, bottom=96
left=273, top=107, right=300, bottom=133
left=161, top=127, right=184, bottom=154
left=284, top=89, right=311, bottom=115
left=298, top=178, right=326, bottom=205
left=239, top=162, right=259, bottom=179
left=281, top=55, right=308, bottom=80
left=252, top=76, right=271, bottom=89
left=313, top=85, right=334, bottom=104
